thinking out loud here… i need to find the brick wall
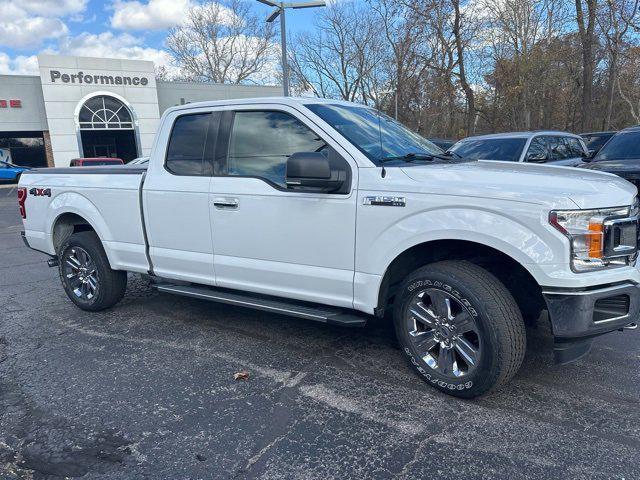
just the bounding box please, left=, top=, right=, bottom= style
left=42, top=131, right=54, bottom=167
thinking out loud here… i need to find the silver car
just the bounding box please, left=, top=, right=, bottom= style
left=448, top=131, right=590, bottom=166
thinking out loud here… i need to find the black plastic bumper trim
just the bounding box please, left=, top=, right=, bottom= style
left=544, top=281, right=640, bottom=363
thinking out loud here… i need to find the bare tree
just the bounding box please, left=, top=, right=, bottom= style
left=289, top=3, right=384, bottom=102
left=406, top=0, right=482, bottom=136
left=287, top=0, right=640, bottom=136
left=575, top=0, right=599, bottom=130
left=166, top=0, right=277, bottom=84
left=617, top=42, right=640, bottom=123
left=481, top=0, right=569, bottom=129
left=598, top=0, right=639, bottom=129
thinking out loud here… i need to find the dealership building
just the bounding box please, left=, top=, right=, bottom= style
left=0, top=54, right=282, bottom=168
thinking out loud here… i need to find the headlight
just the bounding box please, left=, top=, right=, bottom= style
left=550, top=206, right=636, bottom=272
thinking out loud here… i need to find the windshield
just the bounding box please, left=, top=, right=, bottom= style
left=304, top=103, right=442, bottom=165
left=449, top=138, right=526, bottom=162
left=593, top=130, right=640, bottom=161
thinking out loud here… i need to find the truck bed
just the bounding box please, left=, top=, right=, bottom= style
left=19, top=167, right=150, bottom=274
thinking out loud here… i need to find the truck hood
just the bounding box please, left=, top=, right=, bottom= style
left=400, top=160, right=636, bottom=209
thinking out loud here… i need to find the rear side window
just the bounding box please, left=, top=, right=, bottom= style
left=227, top=111, right=326, bottom=187
left=449, top=138, right=526, bottom=162
left=166, top=113, right=211, bottom=175
left=564, top=137, right=586, bottom=157
left=545, top=136, right=571, bottom=160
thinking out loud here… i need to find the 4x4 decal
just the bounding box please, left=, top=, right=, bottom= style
left=29, top=187, right=51, bottom=197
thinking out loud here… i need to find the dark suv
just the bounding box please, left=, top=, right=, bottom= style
left=580, top=126, right=640, bottom=190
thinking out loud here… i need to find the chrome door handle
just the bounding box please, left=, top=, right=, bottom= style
left=213, top=197, right=239, bottom=209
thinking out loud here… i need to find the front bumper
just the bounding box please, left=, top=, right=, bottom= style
left=543, top=282, right=639, bottom=364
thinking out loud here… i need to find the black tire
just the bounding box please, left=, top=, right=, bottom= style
left=58, top=231, right=127, bottom=311
left=393, top=260, right=526, bottom=398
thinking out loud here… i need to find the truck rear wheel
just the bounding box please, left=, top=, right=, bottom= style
left=393, top=260, right=526, bottom=398
left=58, top=231, right=127, bottom=311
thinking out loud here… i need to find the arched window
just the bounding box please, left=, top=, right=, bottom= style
left=78, top=95, right=133, bottom=130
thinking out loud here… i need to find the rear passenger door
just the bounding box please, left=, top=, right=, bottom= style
left=143, top=109, right=219, bottom=285
left=524, top=136, right=549, bottom=163
left=209, top=106, right=358, bottom=308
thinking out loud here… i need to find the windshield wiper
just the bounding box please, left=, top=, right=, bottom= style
left=380, top=152, right=459, bottom=163
left=444, top=150, right=462, bottom=158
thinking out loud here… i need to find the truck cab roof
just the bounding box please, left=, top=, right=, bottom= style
left=164, top=96, right=369, bottom=115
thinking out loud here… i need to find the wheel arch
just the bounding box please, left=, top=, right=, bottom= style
left=377, top=239, right=545, bottom=325
left=46, top=191, right=112, bottom=254
left=52, top=211, right=100, bottom=253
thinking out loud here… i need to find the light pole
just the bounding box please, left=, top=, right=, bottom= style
left=258, top=0, right=326, bottom=96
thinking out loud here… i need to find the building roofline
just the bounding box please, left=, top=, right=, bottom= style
left=0, top=73, right=39, bottom=79
left=157, top=80, right=282, bottom=88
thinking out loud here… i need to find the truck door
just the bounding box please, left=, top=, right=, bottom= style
left=209, top=106, right=358, bottom=308
left=142, top=109, right=219, bottom=285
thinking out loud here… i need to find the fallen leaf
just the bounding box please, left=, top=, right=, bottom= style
left=234, top=370, right=250, bottom=381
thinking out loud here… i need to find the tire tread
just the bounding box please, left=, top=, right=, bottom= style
left=58, top=231, right=127, bottom=311
left=395, top=260, right=526, bottom=397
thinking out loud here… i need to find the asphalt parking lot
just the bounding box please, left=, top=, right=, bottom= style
left=0, top=186, right=639, bottom=480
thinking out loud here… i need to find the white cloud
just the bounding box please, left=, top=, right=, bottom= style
left=0, top=0, right=84, bottom=48
left=110, top=0, right=194, bottom=30
left=0, top=16, right=68, bottom=49
left=18, top=0, right=87, bottom=16
left=57, top=31, right=176, bottom=72
left=0, top=30, right=177, bottom=76
left=0, top=53, right=39, bottom=75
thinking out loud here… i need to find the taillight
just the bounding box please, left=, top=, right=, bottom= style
left=17, top=187, right=27, bottom=219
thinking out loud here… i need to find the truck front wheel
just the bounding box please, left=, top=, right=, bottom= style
left=393, top=260, right=526, bottom=398
left=58, top=231, right=127, bottom=311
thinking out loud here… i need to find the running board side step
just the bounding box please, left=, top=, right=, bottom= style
left=155, top=284, right=368, bottom=327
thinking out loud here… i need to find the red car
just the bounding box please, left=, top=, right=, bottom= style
left=69, top=157, right=124, bottom=167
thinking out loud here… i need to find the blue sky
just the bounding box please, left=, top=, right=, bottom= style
left=0, top=0, right=320, bottom=75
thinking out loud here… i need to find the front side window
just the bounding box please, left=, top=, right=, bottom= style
left=227, top=111, right=326, bottom=187
left=449, top=138, right=526, bottom=162
left=166, top=113, right=211, bottom=175
left=594, top=130, right=640, bottom=161
left=305, top=103, right=441, bottom=164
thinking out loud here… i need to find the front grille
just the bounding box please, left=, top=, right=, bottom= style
left=593, top=294, right=630, bottom=323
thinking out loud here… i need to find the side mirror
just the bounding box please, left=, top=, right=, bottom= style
left=526, top=152, right=548, bottom=163
left=285, top=152, right=344, bottom=192
left=584, top=150, right=596, bottom=161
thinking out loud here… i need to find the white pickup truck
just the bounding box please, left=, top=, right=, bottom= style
left=18, top=97, right=640, bottom=398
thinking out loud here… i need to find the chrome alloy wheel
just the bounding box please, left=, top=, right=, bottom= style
left=405, top=288, right=481, bottom=378
left=63, top=247, right=98, bottom=301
